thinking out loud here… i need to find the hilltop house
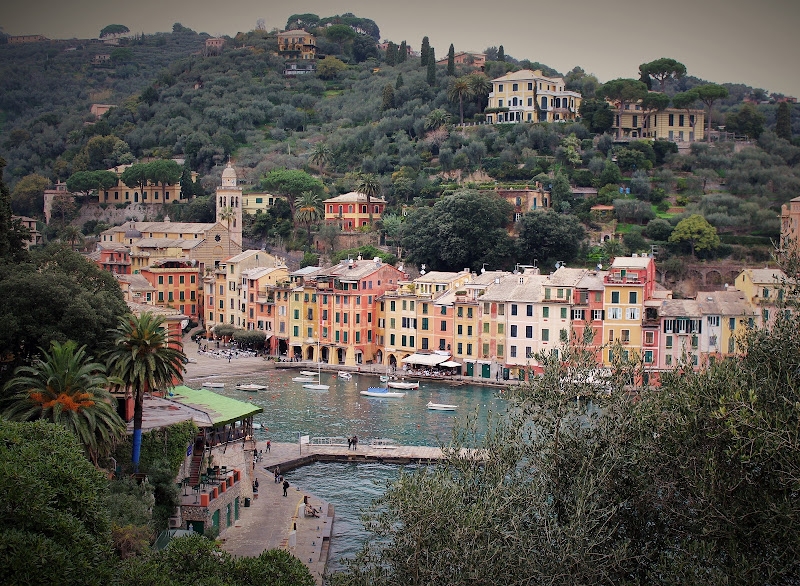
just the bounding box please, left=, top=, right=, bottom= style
left=277, top=30, right=316, bottom=60
left=324, top=192, right=387, bottom=231
left=485, top=70, right=582, bottom=124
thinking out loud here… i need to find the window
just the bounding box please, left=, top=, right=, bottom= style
left=158, top=276, right=163, bottom=285
left=708, top=316, right=720, bottom=327
left=543, top=307, right=549, bottom=318
left=525, top=326, right=533, bottom=338
left=498, top=304, right=504, bottom=316
left=526, top=305, right=533, bottom=317
left=560, top=307, right=567, bottom=319
left=608, top=329, right=614, bottom=342
left=422, top=337, right=429, bottom=350
left=422, top=303, right=428, bottom=314
left=441, top=320, right=447, bottom=331
left=441, top=306, right=447, bottom=315
left=629, top=291, right=637, bottom=304
left=390, top=300, right=396, bottom=311
left=439, top=339, right=446, bottom=350
left=179, top=275, right=185, bottom=284
left=458, top=342, right=463, bottom=354
left=458, top=324, right=463, bottom=335
left=511, top=304, right=517, bottom=316
left=390, top=334, right=395, bottom=345
left=467, top=343, right=473, bottom=355
left=729, top=318, right=736, bottom=330
left=621, top=330, right=630, bottom=342
left=644, top=350, right=653, bottom=364
left=510, top=346, right=517, bottom=358
left=422, top=318, right=429, bottom=330
left=611, top=291, right=620, bottom=304
left=625, top=308, right=640, bottom=320
left=544, top=288, right=551, bottom=300
left=512, top=83, right=518, bottom=91
left=666, top=335, right=673, bottom=349
left=542, top=329, right=549, bottom=342
left=483, top=322, right=490, bottom=333
left=644, top=331, right=654, bottom=345
left=293, top=326, right=299, bottom=336
left=497, top=323, right=504, bottom=334
left=572, top=309, right=586, bottom=320
left=762, top=308, right=770, bottom=322
left=467, top=326, right=473, bottom=336
left=482, top=343, right=489, bottom=357
left=510, top=324, right=517, bottom=337
left=457, top=307, right=463, bottom=317
left=665, top=354, right=673, bottom=366
left=467, top=308, right=473, bottom=318
left=609, top=307, right=622, bottom=320
left=497, top=344, right=504, bottom=357
left=591, top=309, right=604, bottom=321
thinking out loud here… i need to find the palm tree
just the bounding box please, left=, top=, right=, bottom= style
left=356, top=173, right=382, bottom=227
left=448, top=77, right=472, bottom=125
left=61, top=225, right=83, bottom=251
left=294, top=190, right=323, bottom=246
left=467, top=74, right=492, bottom=113
left=3, top=340, right=126, bottom=465
left=309, top=143, right=332, bottom=171
left=424, top=108, right=451, bottom=131
left=106, top=312, right=186, bottom=471
left=219, top=205, right=235, bottom=258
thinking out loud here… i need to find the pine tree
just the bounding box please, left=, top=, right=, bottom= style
left=381, top=84, right=395, bottom=111
left=420, top=36, right=430, bottom=67
left=396, top=73, right=404, bottom=90
left=398, top=41, right=407, bottom=63
left=427, top=48, right=436, bottom=86
left=447, top=44, right=455, bottom=76
left=498, top=45, right=505, bottom=62
left=385, top=41, right=397, bottom=66
left=776, top=101, right=793, bottom=141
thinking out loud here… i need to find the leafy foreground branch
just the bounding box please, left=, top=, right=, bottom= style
left=332, top=312, right=800, bottom=585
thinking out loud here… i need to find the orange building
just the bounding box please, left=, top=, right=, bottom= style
left=97, top=247, right=132, bottom=274
left=324, top=192, right=387, bottom=231
left=141, top=259, right=201, bottom=319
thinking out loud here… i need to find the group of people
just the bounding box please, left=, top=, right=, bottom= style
left=347, top=435, right=359, bottom=450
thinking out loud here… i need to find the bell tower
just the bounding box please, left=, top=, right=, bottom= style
left=216, top=162, right=242, bottom=248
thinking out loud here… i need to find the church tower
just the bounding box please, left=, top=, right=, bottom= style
left=216, top=162, right=242, bottom=248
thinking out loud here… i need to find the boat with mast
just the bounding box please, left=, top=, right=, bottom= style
left=303, top=340, right=330, bottom=390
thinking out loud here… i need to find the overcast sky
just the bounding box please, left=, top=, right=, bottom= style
left=4, top=0, right=798, bottom=96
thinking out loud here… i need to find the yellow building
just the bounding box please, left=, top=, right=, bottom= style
left=242, top=192, right=286, bottom=215
left=98, top=164, right=197, bottom=205
left=611, top=102, right=705, bottom=142
left=485, top=69, right=582, bottom=124
left=277, top=30, right=317, bottom=60
left=602, top=256, right=656, bottom=365
left=734, top=268, right=788, bottom=327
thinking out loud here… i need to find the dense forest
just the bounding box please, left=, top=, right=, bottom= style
left=1, top=15, right=799, bottom=272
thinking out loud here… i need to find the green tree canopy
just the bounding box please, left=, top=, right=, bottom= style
left=325, top=24, right=356, bottom=53
left=100, top=24, right=130, bottom=38
left=638, top=57, right=687, bottom=90
left=447, top=44, right=455, bottom=76
left=776, top=101, right=793, bottom=141
left=261, top=168, right=324, bottom=216
left=725, top=103, right=766, bottom=139
left=67, top=170, right=119, bottom=198
left=600, top=79, right=648, bottom=139
left=402, top=190, right=514, bottom=272
left=316, top=56, right=347, bottom=80
left=516, top=210, right=585, bottom=269
left=0, top=419, right=115, bottom=584
left=694, top=84, right=729, bottom=140
left=11, top=173, right=49, bottom=217
left=669, top=213, right=720, bottom=256
left=420, top=36, right=430, bottom=66
left=0, top=158, right=29, bottom=262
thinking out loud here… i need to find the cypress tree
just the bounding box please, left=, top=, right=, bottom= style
left=498, top=45, right=505, bottom=62
left=385, top=41, right=397, bottom=66
left=427, top=48, right=436, bottom=86
left=398, top=41, right=407, bottom=63
left=420, top=36, right=430, bottom=67
left=396, top=73, right=404, bottom=89
left=447, top=44, right=455, bottom=76
left=381, top=84, right=395, bottom=111
left=776, top=101, right=792, bottom=141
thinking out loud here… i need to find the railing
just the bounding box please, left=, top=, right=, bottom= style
left=309, top=436, right=349, bottom=446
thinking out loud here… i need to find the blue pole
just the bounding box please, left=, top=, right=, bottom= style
left=132, top=428, right=142, bottom=471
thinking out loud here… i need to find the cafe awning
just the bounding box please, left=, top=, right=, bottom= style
left=439, top=361, right=462, bottom=368
left=401, top=353, right=450, bottom=367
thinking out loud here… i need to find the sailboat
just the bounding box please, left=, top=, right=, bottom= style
left=303, top=340, right=330, bottom=390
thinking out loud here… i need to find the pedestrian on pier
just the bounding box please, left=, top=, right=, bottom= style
left=274, top=467, right=280, bottom=483
left=347, top=437, right=352, bottom=450
left=353, top=435, right=358, bottom=450
left=266, top=440, right=271, bottom=452
left=283, top=479, right=289, bottom=497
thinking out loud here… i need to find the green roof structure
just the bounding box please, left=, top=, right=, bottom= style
left=169, top=385, right=262, bottom=427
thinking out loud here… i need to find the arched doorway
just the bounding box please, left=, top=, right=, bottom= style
left=388, top=354, right=397, bottom=368
left=375, top=350, right=383, bottom=365
left=336, top=348, right=345, bottom=364
left=305, top=346, right=314, bottom=361
left=321, top=347, right=330, bottom=363
left=277, top=339, right=288, bottom=357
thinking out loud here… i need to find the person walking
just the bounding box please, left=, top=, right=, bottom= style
left=266, top=440, right=271, bottom=453
left=274, top=467, right=280, bottom=483
left=353, top=435, right=358, bottom=450
left=347, top=437, right=352, bottom=450
left=283, top=479, right=290, bottom=497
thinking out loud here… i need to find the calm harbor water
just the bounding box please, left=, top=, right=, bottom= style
left=193, top=368, right=509, bottom=571
left=198, top=368, right=508, bottom=445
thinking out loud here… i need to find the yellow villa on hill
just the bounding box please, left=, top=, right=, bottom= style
left=485, top=69, right=582, bottom=124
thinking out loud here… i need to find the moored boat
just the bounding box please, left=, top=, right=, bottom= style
left=337, top=371, right=353, bottom=380
left=427, top=401, right=457, bottom=411
left=303, top=382, right=330, bottom=390
left=387, top=380, right=419, bottom=390
left=379, top=375, right=390, bottom=383
left=301, top=370, right=318, bottom=377
left=361, top=387, right=405, bottom=398
left=202, top=382, right=225, bottom=388
left=292, top=376, right=314, bottom=382
left=236, top=383, right=267, bottom=391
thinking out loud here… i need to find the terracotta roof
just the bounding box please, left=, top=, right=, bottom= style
left=325, top=191, right=387, bottom=204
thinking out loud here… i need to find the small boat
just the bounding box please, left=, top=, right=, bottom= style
left=427, top=401, right=458, bottom=411
left=379, top=375, right=390, bottom=383
left=388, top=380, right=419, bottom=390
left=361, top=387, right=405, bottom=398
left=252, top=423, right=262, bottom=429
left=301, top=370, right=318, bottom=377
left=202, top=382, right=225, bottom=388
left=303, top=382, right=330, bottom=390
left=292, top=376, right=314, bottom=382
left=338, top=371, right=352, bottom=380
left=236, top=383, right=267, bottom=391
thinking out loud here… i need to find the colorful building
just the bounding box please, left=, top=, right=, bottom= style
left=610, top=101, right=705, bottom=142
left=734, top=268, right=788, bottom=327
left=140, top=259, right=202, bottom=320
left=277, top=30, right=317, bottom=60
left=485, top=69, right=582, bottom=124
left=241, top=192, right=286, bottom=215
left=324, top=192, right=387, bottom=230
left=602, top=256, right=656, bottom=365
left=780, top=196, right=800, bottom=255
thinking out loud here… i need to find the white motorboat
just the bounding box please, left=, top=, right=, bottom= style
left=387, top=380, right=419, bottom=390
left=292, top=376, right=314, bottom=382
left=301, top=370, right=319, bottom=377
left=427, top=401, right=458, bottom=411
left=361, top=387, right=405, bottom=398
left=236, top=383, right=266, bottom=391
left=379, top=375, right=390, bottom=383
left=202, top=382, right=225, bottom=388
left=338, top=371, right=352, bottom=380
left=303, top=351, right=329, bottom=390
